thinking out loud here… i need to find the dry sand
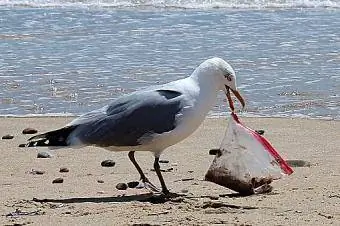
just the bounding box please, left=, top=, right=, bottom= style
left=0, top=116, right=339, bottom=225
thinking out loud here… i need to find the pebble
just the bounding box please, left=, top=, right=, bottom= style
left=2, top=134, right=14, bottom=139
left=181, top=189, right=189, bottom=193
left=101, top=160, right=115, bottom=167
left=97, top=180, right=104, bottom=183
left=255, top=130, right=265, bottom=135
left=30, top=169, right=45, bottom=175
left=159, top=160, right=169, bottom=163
left=116, top=183, right=128, bottom=190
left=18, top=144, right=26, bottom=147
left=52, top=178, right=64, bottom=183
left=37, top=151, right=52, bottom=158
left=59, top=167, right=69, bottom=173
left=127, top=181, right=139, bottom=188
left=286, top=160, right=311, bottom=167
left=22, top=128, right=38, bottom=134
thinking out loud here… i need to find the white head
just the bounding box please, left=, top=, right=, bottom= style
left=191, top=57, right=245, bottom=112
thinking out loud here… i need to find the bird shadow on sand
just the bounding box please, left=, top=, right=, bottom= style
left=32, top=193, right=185, bottom=204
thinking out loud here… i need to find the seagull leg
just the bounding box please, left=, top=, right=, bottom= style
left=154, top=157, right=170, bottom=195
left=128, top=151, right=160, bottom=193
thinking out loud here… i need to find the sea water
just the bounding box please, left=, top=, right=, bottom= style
left=0, top=0, right=339, bottom=119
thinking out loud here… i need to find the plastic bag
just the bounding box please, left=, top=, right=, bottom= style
left=205, top=113, right=293, bottom=194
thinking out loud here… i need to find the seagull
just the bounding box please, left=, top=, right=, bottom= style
left=26, top=57, right=245, bottom=195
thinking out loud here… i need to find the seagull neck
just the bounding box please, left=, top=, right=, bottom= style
left=189, top=72, right=220, bottom=116
left=189, top=71, right=220, bottom=95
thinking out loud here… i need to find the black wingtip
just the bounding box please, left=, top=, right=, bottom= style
left=26, top=126, right=77, bottom=147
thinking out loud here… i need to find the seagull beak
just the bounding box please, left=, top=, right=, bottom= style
left=225, top=86, right=245, bottom=112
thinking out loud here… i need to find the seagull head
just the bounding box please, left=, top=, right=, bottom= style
left=193, top=57, right=245, bottom=112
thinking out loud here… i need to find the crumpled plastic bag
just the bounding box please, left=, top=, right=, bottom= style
left=205, top=113, right=293, bottom=195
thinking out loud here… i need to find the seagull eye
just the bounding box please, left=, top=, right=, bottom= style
left=224, top=73, right=232, bottom=82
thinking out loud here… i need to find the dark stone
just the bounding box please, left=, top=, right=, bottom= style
left=30, top=169, right=45, bottom=175
left=116, top=183, right=128, bottom=190
left=22, top=128, right=38, bottom=134
left=97, top=180, right=104, bottom=183
left=255, top=130, right=265, bottom=135
left=209, top=149, right=221, bottom=156
left=18, top=144, right=26, bottom=147
left=37, top=151, right=52, bottom=158
left=59, top=167, right=69, bottom=173
left=52, top=178, right=64, bottom=183
left=101, top=160, right=115, bottom=167
left=2, top=134, right=14, bottom=139
left=127, top=181, right=139, bottom=188
left=159, top=160, right=169, bottom=163
left=286, top=160, right=311, bottom=167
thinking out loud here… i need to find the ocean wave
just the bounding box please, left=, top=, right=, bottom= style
left=0, top=0, right=339, bottom=9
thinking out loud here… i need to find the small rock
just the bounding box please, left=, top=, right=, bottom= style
left=127, top=181, right=139, bottom=188
left=159, top=160, right=169, bottom=163
left=255, top=130, right=265, bottom=135
left=52, top=178, right=64, bottom=183
left=101, top=160, right=115, bottom=167
left=18, top=144, right=26, bottom=147
left=37, top=151, right=52, bottom=158
left=59, top=167, right=69, bottom=173
left=116, top=183, right=128, bottom=190
left=181, top=189, right=189, bottom=193
left=2, top=134, right=14, bottom=139
left=209, top=149, right=221, bottom=155
left=286, top=160, right=311, bottom=167
left=22, top=128, right=38, bottom=134
left=30, top=169, right=45, bottom=175
left=97, top=179, right=104, bottom=183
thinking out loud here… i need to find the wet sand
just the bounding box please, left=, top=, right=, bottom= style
left=1, top=116, right=339, bottom=225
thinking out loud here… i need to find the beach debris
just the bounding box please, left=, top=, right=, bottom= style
left=151, top=167, right=173, bottom=172
left=59, top=167, right=69, bottom=173
left=6, top=208, right=45, bottom=217
left=329, top=194, right=340, bottom=199
left=2, top=134, right=14, bottom=139
left=159, top=160, right=169, bottom=163
left=201, top=201, right=258, bottom=210
left=205, top=113, right=293, bottom=195
left=147, top=210, right=169, bottom=216
left=131, top=224, right=161, bottom=226
left=127, top=181, right=139, bottom=188
left=101, top=159, right=116, bottom=167
left=116, top=183, right=128, bottom=190
left=29, top=169, right=45, bottom=175
left=37, top=151, right=52, bottom=158
left=97, top=179, right=104, bottom=183
left=174, top=177, right=194, bottom=182
left=52, top=178, right=64, bottom=183
left=18, top=143, right=26, bottom=147
left=22, top=128, right=38, bottom=134
left=318, top=213, right=333, bottom=219
left=286, top=160, right=311, bottom=167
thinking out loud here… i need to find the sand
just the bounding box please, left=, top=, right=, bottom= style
left=0, top=116, right=339, bottom=225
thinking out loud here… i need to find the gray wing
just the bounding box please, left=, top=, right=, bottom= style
left=68, top=89, right=184, bottom=147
